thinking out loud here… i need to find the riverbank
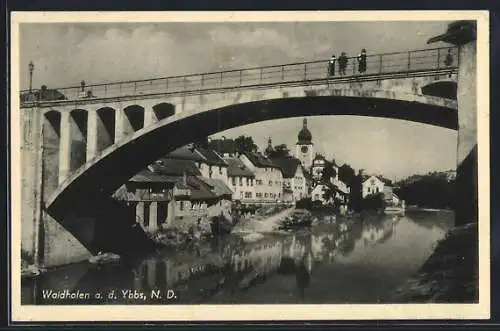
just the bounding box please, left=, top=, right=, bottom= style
left=392, top=222, right=478, bottom=303
left=150, top=204, right=292, bottom=249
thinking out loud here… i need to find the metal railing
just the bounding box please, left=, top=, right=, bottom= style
left=20, top=46, right=458, bottom=105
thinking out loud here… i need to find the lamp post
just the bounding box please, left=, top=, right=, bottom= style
left=28, top=61, right=34, bottom=94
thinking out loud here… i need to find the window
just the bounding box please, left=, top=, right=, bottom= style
left=232, top=177, right=236, bottom=186
left=246, top=178, right=250, bottom=186
left=179, top=201, right=185, bottom=211
left=376, top=187, right=379, bottom=193
left=269, top=180, right=272, bottom=186
left=265, top=193, right=268, bottom=198
left=208, top=166, right=213, bottom=178
left=219, top=167, right=223, bottom=175
left=245, top=192, right=252, bottom=198
left=367, top=187, right=371, bottom=193
left=239, top=177, right=243, bottom=186
left=240, top=191, right=244, bottom=198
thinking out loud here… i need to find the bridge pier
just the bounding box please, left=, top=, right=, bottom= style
left=144, top=107, right=159, bottom=127
left=429, top=21, right=478, bottom=226
left=456, top=39, right=478, bottom=226
left=58, top=111, right=72, bottom=184
left=86, top=109, right=99, bottom=160
left=148, top=202, right=159, bottom=232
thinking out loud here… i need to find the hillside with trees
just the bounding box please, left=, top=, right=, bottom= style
left=394, top=171, right=456, bottom=209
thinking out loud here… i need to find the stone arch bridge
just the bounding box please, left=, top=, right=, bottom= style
left=20, top=46, right=469, bottom=267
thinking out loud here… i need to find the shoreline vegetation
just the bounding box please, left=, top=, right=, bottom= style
left=392, top=222, right=478, bottom=303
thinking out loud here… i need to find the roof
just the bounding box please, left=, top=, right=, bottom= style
left=186, top=176, right=218, bottom=200
left=167, top=146, right=206, bottom=162
left=270, top=156, right=301, bottom=178
left=196, top=177, right=233, bottom=197
left=209, top=139, right=236, bottom=155
left=225, top=157, right=255, bottom=177
left=152, top=158, right=201, bottom=176
left=195, top=147, right=227, bottom=166
left=362, top=175, right=393, bottom=186
left=313, top=154, right=326, bottom=161
left=129, top=169, right=180, bottom=184
left=242, top=152, right=278, bottom=169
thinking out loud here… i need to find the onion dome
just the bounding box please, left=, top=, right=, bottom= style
left=297, top=118, right=312, bottom=144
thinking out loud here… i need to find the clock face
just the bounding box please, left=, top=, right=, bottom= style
left=301, top=146, right=308, bottom=153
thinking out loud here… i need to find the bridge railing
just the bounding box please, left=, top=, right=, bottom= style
left=20, top=46, right=458, bottom=105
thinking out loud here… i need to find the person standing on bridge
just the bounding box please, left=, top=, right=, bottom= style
left=357, top=49, right=367, bottom=74
left=338, top=52, right=348, bottom=76
left=444, top=48, right=454, bottom=78
left=328, top=54, right=336, bottom=76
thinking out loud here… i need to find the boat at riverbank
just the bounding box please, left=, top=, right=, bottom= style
left=384, top=206, right=405, bottom=215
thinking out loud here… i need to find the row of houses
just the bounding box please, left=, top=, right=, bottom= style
left=113, top=143, right=310, bottom=233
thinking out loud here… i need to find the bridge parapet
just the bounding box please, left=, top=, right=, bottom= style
left=20, top=46, right=458, bottom=107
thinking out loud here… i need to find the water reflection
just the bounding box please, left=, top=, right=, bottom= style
left=22, top=211, right=452, bottom=305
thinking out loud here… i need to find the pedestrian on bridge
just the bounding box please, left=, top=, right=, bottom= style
left=357, top=48, right=367, bottom=74
left=338, top=52, right=348, bottom=75
left=444, top=48, right=454, bottom=78
left=328, top=54, right=336, bottom=76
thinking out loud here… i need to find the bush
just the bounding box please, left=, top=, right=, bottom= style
left=295, top=197, right=313, bottom=210
left=362, top=193, right=386, bottom=211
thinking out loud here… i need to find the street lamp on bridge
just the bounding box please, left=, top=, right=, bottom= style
left=28, top=61, right=34, bottom=94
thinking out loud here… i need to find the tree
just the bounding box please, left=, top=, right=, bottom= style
left=321, top=160, right=337, bottom=182
left=267, top=144, right=291, bottom=158
left=338, top=164, right=356, bottom=187
left=321, top=184, right=342, bottom=211
left=234, top=135, right=258, bottom=154
left=394, top=172, right=455, bottom=209
left=362, top=193, right=386, bottom=211
left=348, top=169, right=364, bottom=212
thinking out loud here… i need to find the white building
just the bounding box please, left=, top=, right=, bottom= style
left=271, top=156, right=308, bottom=202
left=225, top=157, right=255, bottom=204
left=239, top=152, right=283, bottom=204
left=362, top=175, right=385, bottom=197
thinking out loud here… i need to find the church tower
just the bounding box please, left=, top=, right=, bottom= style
left=295, top=118, right=314, bottom=169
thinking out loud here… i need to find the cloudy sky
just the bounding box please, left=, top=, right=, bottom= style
left=19, top=20, right=457, bottom=180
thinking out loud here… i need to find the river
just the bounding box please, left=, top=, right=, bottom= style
left=21, top=209, right=455, bottom=305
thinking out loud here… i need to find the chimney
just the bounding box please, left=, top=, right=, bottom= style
left=183, top=171, right=187, bottom=185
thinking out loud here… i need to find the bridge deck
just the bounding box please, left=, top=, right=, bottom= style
left=21, top=46, right=458, bottom=106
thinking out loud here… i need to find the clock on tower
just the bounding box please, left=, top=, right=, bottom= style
left=295, top=118, right=314, bottom=169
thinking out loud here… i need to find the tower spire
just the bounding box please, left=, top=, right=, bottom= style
left=265, top=136, right=274, bottom=156
left=303, top=118, right=308, bottom=129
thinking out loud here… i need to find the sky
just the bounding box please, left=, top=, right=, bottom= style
left=19, top=20, right=458, bottom=180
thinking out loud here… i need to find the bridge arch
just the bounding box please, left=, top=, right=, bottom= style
left=46, top=88, right=457, bottom=216
left=42, top=110, right=61, bottom=197
left=121, top=104, right=145, bottom=135
left=95, top=107, right=116, bottom=151
left=68, top=109, right=88, bottom=173
left=152, top=102, right=176, bottom=121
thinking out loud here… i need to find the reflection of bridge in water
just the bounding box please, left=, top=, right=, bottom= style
left=131, top=216, right=400, bottom=301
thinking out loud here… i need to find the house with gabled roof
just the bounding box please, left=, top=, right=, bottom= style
left=239, top=151, right=283, bottom=204
left=225, top=157, right=256, bottom=204
left=270, top=156, right=308, bottom=202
